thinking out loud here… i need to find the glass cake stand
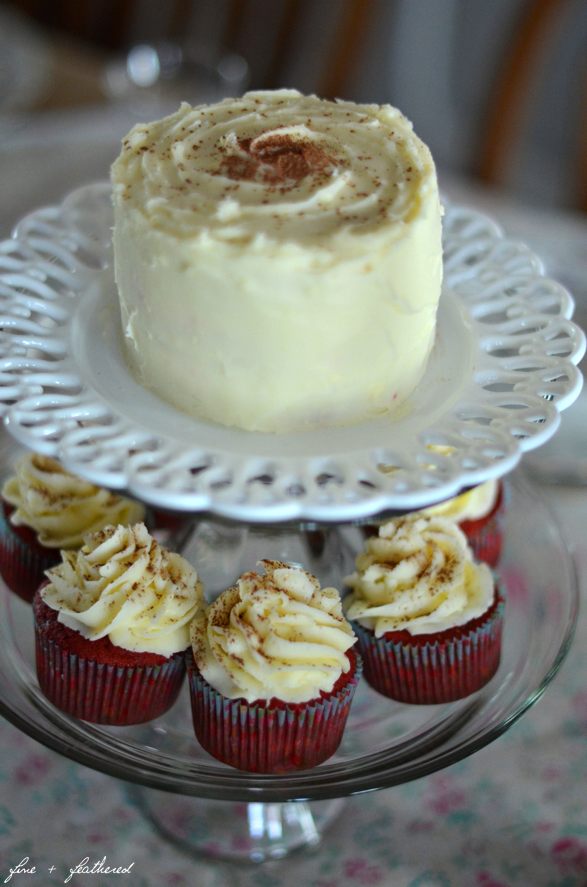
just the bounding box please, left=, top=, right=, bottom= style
left=0, top=186, right=582, bottom=860
left=0, top=428, right=578, bottom=858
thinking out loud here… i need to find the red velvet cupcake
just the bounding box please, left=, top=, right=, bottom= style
left=351, top=589, right=504, bottom=704
left=187, top=560, right=361, bottom=772
left=363, top=480, right=505, bottom=568
left=34, top=522, right=203, bottom=725
left=458, top=482, right=504, bottom=567
left=0, top=500, right=61, bottom=603
left=0, top=452, right=145, bottom=603
left=345, top=514, right=504, bottom=705
left=421, top=480, right=504, bottom=568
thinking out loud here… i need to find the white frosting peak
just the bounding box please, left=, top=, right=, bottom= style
left=42, top=523, right=203, bottom=656
left=191, top=559, right=356, bottom=703
left=344, top=516, right=494, bottom=637
left=2, top=453, right=144, bottom=548
left=421, top=480, right=499, bottom=523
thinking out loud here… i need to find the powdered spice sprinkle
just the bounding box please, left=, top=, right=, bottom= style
left=220, top=131, right=339, bottom=186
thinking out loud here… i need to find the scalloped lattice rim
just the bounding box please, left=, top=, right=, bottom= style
left=0, top=183, right=584, bottom=521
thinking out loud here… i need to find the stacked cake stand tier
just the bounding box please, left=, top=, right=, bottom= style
left=0, top=184, right=583, bottom=859
left=0, top=183, right=583, bottom=522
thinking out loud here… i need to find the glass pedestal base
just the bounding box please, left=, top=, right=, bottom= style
left=127, top=787, right=345, bottom=862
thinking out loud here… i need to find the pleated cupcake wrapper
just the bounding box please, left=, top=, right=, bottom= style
left=35, top=622, right=186, bottom=725
left=0, top=504, right=60, bottom=603
left=186, top=652, right=362, bottom=773
left=353, top=593, right=504, bottom=705
left=464, top=511, right=504, bottom=568
left=462, top=488, right=506, bottom=568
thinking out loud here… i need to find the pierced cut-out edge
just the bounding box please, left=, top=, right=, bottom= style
left=0, top=183, right=583, bottom=520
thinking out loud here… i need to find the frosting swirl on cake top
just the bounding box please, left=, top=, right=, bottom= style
left=112, top=89, right=438, bottom=249
left=190, top=559, right=356, bottom=703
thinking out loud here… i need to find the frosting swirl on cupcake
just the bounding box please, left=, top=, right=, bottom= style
left=2, top=453, right=145, bottom=548
left=191, top=559, right=356, bottom=704
left=344, top=516, right=494, bottom=637
left=420, top=480, right=499, bottom=523
left=42, top=523, right=202, bottom=656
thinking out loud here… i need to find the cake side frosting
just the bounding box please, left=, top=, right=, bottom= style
left=190, top=559, right=356, bottom=703
left=343, top=515, right=494, bottom=637
left=111, top=89, right=443, bottom=433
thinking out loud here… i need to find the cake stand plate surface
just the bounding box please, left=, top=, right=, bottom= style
left=0, top=183, right=584, bottom=521
left=0, top=462, right=577, bottom=804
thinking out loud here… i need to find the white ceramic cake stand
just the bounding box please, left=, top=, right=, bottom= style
left=0, top=183, right=584, bottom=522
left=0, top=187, right=582, bottom=860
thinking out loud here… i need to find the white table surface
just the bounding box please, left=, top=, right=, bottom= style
left=1, top=106, right=587, bottom=887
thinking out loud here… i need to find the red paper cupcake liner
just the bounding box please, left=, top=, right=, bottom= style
left=460, top=483, right=505, bottom=568
left=352, top=587, right=504, bottom=705
left=0, top=501, right=61, bottom=603
left=34, top=596, right=186, bottom=725
left=186, top=649, right=362, bottom=773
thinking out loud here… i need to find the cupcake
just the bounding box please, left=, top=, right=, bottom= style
left=420, top=479, right=504, bottom=567
left=344, top=515, right=504, bottom=704
left=187, top=559, right=361, bottom=773
left=0, top=453, right=145, bottom=603
left=34, top=522, right=203, bottom=725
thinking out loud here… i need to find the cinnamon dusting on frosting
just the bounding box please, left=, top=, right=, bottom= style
left=190, top=559, right=356, bottom=703
left=344, top=515, right=494, bottom=637
left=219, top=130, right=339, bottom=185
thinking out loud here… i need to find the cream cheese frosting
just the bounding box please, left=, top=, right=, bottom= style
left=190, top=559, right=356, bottom=703
left=420, top=480, right=499, bottom=523
left=344, top=515, right=494, bottom=637
left=111, top=89, right=443, bottom=433
left=42, top=523, right=203, bottom=656
left=2, top=453, right=145, bottom=548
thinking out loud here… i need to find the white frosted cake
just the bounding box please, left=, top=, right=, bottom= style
left=111, top=89, right=443, bottom=433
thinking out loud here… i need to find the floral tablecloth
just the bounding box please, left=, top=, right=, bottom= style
left=0, top=475, right=586, bottom=887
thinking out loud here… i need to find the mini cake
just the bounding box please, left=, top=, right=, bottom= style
left=344, top=515, right=504, bottom=704
left=34, top=522, right=203, bottom=725
left=0, top=452, right=145, bottom=603
left=111, top=89, right=443, bottom=433
left=420, top=479, right=504, bottom=567
left=187, top=559, right=361, bottom=772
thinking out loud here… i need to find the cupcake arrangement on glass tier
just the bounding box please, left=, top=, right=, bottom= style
left=0, top=448, right=507, bottom=772
left=22, top=509, right=505, bottom=769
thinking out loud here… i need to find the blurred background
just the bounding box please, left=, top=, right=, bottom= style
left=1, top=0, right=587, bottom=215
